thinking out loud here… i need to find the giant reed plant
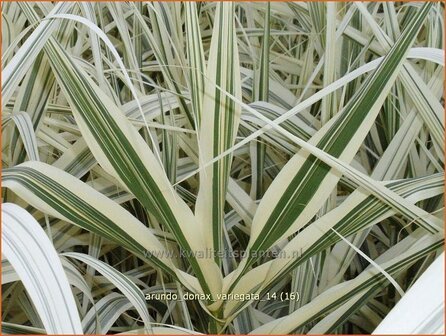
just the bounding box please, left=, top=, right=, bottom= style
left=1, top=1, right=444, bottom=334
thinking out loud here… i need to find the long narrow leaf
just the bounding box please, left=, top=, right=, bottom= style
left=2, top=203, right=83, bottom=334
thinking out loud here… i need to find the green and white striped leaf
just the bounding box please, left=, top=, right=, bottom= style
left=249, top=230, right=443, bottom=334
left=224, top=172, right=443, bottom=317
left=2, top=2, right=444, bottom=333
left=8, top=112, right=39, bottom=161
left=355, top=2, right=444, bottom=158
left=17, top=1, right=222, bottom=301
left=2, top=203, right=83, bottom=334
left=2, top=322, right=45, bottom=335
left=63, top=252, right=152, bottom=332
left=82, top=293, right=131, bottom=334
left=195, top=2, right=242, bottom=264
left=2, top=161, right=201, bottom=293
left=243, top=2, right=434, bottom=270
left=1, top=2, right=72, bottom=108
left=185, top=2, right=205, bottom=128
